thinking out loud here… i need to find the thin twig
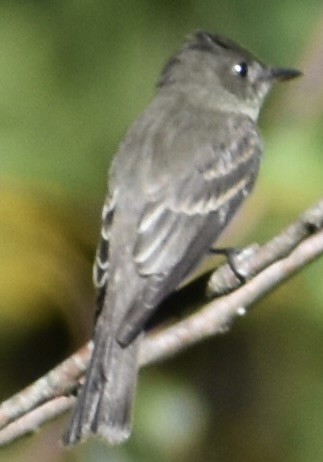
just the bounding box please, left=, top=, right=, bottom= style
left=0, top=397, right=74, bottom=447
left=0, top=200, right=322, bottom=446
left=207, top=199, right=323, bottom=295
left=0, top=343, right=93, bottom=431
left=143, top=228, right=323, bottom=364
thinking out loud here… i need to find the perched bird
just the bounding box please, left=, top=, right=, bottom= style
left=63, top=31, right=301, bottom=446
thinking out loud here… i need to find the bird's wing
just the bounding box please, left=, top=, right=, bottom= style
left=134, top=115, right=262, bottom=275
left=92, top=193, right=115, bottom=313
left=117, top=114, right=263, bottom=345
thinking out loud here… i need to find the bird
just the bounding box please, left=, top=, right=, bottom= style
left=63, top=30, right=301, bottom=446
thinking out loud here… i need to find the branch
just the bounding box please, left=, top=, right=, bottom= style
left=207, top=198, right=323, bottom=296
left=0, top=199, right=322, bottom=446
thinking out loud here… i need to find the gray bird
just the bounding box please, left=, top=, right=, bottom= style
left=63, top=31, right=301, bottom=446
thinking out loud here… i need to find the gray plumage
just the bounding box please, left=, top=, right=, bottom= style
left=63, top=31, right=301, bottom=446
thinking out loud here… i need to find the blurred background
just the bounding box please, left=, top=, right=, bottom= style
left=0, top=1, right=322, bottom=461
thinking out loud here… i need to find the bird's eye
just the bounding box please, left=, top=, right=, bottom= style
left=234, top=62, right=248, bottom=78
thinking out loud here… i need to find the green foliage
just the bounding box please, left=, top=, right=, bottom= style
left=0, top=1, right=322, bottom=461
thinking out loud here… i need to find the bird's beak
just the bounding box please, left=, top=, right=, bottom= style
left=268, top=67, right=302, bottom=81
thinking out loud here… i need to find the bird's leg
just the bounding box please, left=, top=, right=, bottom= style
left=209, top=247, right=246, bottom=283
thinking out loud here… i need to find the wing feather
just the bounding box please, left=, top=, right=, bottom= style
left=133, top=123, right=262, bottom=277
left=93, top=194, right=115, bottom=313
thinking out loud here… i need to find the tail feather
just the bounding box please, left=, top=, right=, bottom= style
left=63, top=317, right=141, bottom=446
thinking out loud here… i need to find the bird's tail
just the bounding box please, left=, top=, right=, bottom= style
left=63, top=314, right=140, bottom=446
